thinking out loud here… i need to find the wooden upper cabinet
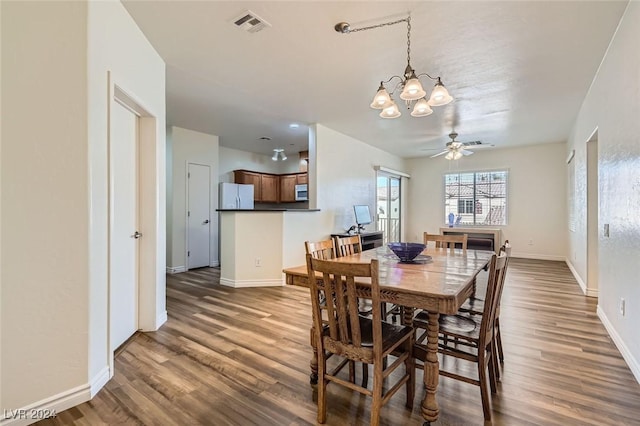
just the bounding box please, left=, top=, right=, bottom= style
left=280, top=174, right=297, bottom=202
left=260, top=174, right=279, bottom=203
left=234, top=170, right=262, bottom=200
left=234, top=170, right=307, bottom=203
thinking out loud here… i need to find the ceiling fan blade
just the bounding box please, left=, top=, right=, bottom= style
left=464, top=144, right=494, bottom=150
left=461, top=149, right=474, bottom=156
left=430, top=150, right=449, bottom=158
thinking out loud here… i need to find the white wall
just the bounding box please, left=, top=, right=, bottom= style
left=309, top=123, right=408, bottom=236
left=167, top=126, right=219, bottom=270
left=567, top=2, right=640, bottom=382
left=1, top=1, right=90, bottom=411
left=406, top=143, right=568, bottom=260
left=219, top=146, right=302, bottom=182
left=1, top=0, right=166, bottom=416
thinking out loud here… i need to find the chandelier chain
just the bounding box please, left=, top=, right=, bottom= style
left=344, top=17, right=409, bottom=33
left=407, top=16, right=411, bottom=66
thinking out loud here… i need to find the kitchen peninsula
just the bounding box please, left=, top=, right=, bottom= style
left=217, top=208, right=321, bottom=288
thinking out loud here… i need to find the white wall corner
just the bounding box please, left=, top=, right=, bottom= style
left=597, top=305, right=640, bottom=385
left=90, top=366, right=111, bottom=398
left=565, top=258, right=587, bottom=295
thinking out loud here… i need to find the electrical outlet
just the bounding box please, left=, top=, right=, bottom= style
left=620, top=298, right=625, bottom=316
left=604, top=224, right=610, bottom=238
left=255, top=257, right=262, bottom=267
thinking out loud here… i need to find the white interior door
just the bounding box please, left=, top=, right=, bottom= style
left=110, top=100, right=139, bottom=351
left=187, top=163, right=211, bottom=269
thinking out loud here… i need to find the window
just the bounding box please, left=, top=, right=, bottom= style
left=444, top=170, right=507, bottom=225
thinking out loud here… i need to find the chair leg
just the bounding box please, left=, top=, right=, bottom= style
left=317, top=355, right=328, bottom=424
left=478, top=351, right=492, bottom=421
left=404, top=340, right=415, bottom=409
left=496, top=317, right=504, bottom=362
left=362, top=362, right=369, bottom=388
left=349, top=361, right=355, bottom=383
left=370, top=363, right=383, bottom=426
left=488, top=345, right=498, bottom=394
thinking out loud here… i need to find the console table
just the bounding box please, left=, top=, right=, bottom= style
left=440, top=227, right=501, bottom=252
left=331, top=231, right=384, bottom=251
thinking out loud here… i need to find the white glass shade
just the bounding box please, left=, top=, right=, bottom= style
left=400, top=77, right=427, bottom=101
left=428, top=81, right=453, bottom=106
left=272, top=154, right=278, bottom=161
left=445, top=150, right=462, bottom=160
left=379, top=102, right=401, bottom=119
left=370, top=87, right=393, bottom=109
left=281, top=153, right=287, bottom=161
left=410, top=98, right=433, bottom=117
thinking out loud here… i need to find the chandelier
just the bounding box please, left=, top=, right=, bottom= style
left=272, top=148, right=287, bottom=161
left=335, top=15, right=453, bottom=118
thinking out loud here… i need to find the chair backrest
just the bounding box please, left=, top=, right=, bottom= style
left=305, top=239, right=336, bottom=260
left=500, top=240, right=512, bottom=257
left=306, top=254, right=382, bottom=362
left=333, top=235, right=362, bottom=258
left=479, top=253, right=508, bottom=344
left=423, top=232, right=468, bottom=251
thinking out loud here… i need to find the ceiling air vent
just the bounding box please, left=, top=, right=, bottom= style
left=232, top=10, right=271, bottom=33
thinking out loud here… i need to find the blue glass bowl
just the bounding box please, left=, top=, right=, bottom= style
left=387, top=242, right=427, bottom=262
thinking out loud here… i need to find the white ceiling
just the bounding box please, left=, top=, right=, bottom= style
left=122, top=1, right=628, bottom=158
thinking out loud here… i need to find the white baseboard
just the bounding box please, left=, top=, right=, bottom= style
left=1, top=367, right=110, bottom=425
left=209, top=260, right=220, bottom=267
left=166, top=265, right=186, bottom=274
left=219, top=277, right=284, bottom=288
left=511, top=252, right=566, bottom=261
left=89, top=366, right=110, bottom=397
left=597, top=305, right=640, bottom=385
left=565, top=258, right=588, bottom=295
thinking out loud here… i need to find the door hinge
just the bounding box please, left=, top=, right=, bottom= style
left=188, top=251, right=190, bottom=257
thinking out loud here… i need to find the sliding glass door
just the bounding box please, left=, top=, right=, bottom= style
left=376, top=172, right=401, bottom=243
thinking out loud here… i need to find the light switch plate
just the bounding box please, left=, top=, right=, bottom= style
left=604, top=224, right=610, bottom=237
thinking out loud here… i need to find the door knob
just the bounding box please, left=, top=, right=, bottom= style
left=132, top=231, right=143, bottom=239
left=203, top=219, right=210, bottom=224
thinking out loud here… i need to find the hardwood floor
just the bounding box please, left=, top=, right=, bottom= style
left=38, top=259, right=640, bottom=425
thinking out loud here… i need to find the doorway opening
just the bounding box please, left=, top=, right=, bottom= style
left=586, top=130, right=599, bottom=297
left=376, top=171, right=402, bottom=243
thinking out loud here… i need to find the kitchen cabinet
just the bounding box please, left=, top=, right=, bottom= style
left=261, top=174, right=279, bottom=203
left=280, top=174, right=297, bottom=202
left=234, top=170, right=308, bottom=203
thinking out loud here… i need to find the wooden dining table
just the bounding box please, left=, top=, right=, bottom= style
left=282, top=245, right=493, bottom=424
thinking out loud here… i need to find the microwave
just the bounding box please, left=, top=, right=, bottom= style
left=294, top=184, right=308, bottom=201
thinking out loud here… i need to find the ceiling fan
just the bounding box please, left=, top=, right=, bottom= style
left=428, top=132, right=492, bottom=160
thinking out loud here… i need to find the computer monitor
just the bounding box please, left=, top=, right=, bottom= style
left=353, top=205, right=372, bottom=231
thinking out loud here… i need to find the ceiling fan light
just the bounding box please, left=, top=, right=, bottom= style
left=370, top=85, right=393, bottom=109
left=379, top=102, right=401, bottom=119
left=428, top=81, right=453, bottom=106
left=445, top=151, right=454, bottom=160
left=272, top=154, right=278, bottom=161
left=281, top=153, right=287, bottom=161
left=453, top=150, right=463, bottom=160
left=411, top=98, right=433, bottom=117
left=400, top=77, right=427, bottom=101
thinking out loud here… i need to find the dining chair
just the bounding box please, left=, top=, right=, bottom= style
left=332, top=234, right=362, bottom=257
left=423, top=232, right=468, bottom=251
left=460, top=240, right=512, bottom=366
left=306, top=254, right=415, bottom=426
left=413, top=252, right=508, bottom=421
left=305, top=239, right=337, bottom=260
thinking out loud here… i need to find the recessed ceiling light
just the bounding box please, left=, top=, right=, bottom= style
left=289, top=123, right=300, bottom=129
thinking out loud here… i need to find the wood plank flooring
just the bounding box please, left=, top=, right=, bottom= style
left=38, top=259, right=640, bottom=425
